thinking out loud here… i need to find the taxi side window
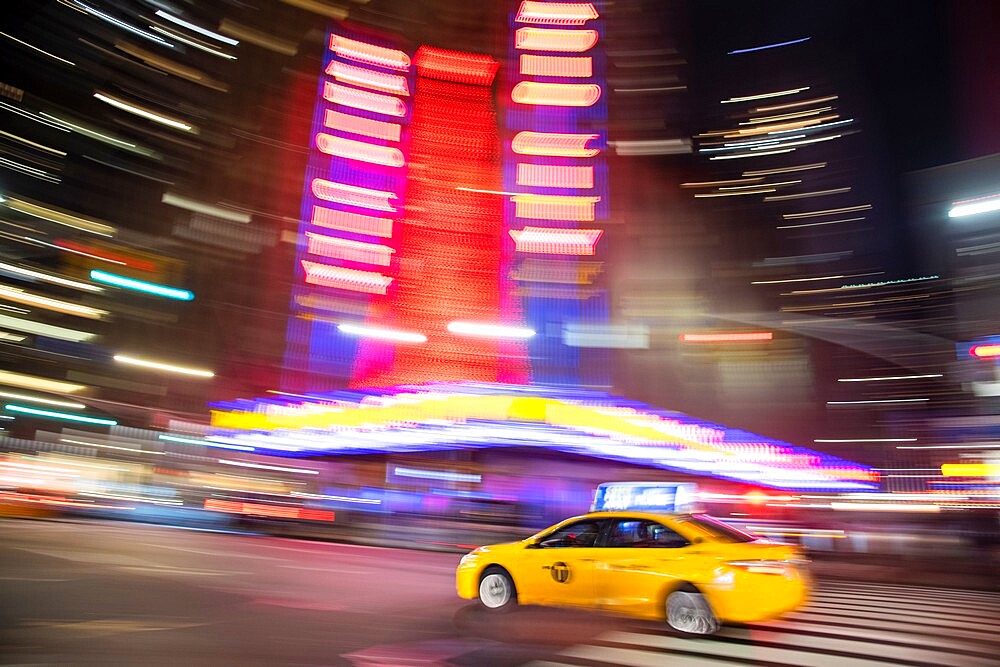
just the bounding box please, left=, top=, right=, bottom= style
left=605, top=519, right=689, bottom=548
left=538, top=520, right=603, bottom=548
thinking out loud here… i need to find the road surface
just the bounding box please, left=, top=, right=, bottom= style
left=2, top=518, right=999, bottom=666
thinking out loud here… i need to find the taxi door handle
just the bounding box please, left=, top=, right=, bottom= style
left=625, top=565, right=649, bottom=570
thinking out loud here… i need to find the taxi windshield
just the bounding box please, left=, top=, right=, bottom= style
left=682, top=514, right=757, bottom=543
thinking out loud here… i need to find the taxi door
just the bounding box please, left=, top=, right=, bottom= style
left=516, top=518, right=604, bottom=607
left=595, top=518, right=696, bottom=617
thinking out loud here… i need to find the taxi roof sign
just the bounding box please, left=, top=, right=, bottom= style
left=592, top=482, right=699, bottom=513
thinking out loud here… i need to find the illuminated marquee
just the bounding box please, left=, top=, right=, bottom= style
left=284, top=30, right=412, bottom=384
left=505, top=1, right=610, bottom=385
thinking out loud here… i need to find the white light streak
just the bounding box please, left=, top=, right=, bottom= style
left=777, top=217, right=866, bottom=230
left=0, top=31, right=75, bottom=65
left=948, top=195, right=1000, bottom=219
left=839, top=374, right=942, bottom=383
left=447, top=321, right=536, bottom=339
left=149, top=26, right=237, bottom=59
left=815, top=438, right=917, bottom=443
left=154, top=10, right=238, bottom=45
left=721, top=87, right=810, bottom=104
left=93, top=93, right=194, bottom=132
left=0, top=391, right=85, bottom=409
left=218, top=459, right=319, bottom=475
left=709, top=148, right=795, bottom=160
left=337, top=323, right=427, bottom=343
left=0, top=261, right=103, bottom=292
left=827, top=398, right=929, bottom=405
left=113, top=355, right=214, bottom=378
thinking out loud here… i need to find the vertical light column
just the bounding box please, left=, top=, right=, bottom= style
left=350, top=47, right=530, bottom=386
left=283, top=31, right=412, bottom=390
left=506, top=1, right=610, bottom=386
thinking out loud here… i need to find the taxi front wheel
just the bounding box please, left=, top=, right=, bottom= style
left=478, top=566, right=517, bottom=612
left=666, top=586, right=720, bottom=635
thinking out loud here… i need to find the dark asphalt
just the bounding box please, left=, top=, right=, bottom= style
left=3, top=518, right=1000, bottom=666
left=0, top=518, right=642, bottom=666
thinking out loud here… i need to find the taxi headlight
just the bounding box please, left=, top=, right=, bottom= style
left=459, top=552, right=479, bottom=566
left=726, top=559, right=796, bottom=575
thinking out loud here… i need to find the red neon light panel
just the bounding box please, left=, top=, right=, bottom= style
left=515, top=1, right=599, bottom=26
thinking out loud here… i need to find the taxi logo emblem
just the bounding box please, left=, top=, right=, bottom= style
left=550, top=562, right=570, bottom=584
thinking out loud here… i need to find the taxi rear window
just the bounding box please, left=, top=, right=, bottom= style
left=683, top=514, right=756, bottom=543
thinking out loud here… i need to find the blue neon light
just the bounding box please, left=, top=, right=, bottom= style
left=4, top=403, right=117, bottom=426
left=728, top=37, right=811, bottom=55
left=90, top=270, right=193, bottom=300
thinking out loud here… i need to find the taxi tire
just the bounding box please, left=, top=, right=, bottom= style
left=666, top=584, right=720, bottom=636
left=478, top=566, right=517, bottom=612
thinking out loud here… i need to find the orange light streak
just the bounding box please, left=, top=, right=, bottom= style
left=680, top=332, right=774, bottom=343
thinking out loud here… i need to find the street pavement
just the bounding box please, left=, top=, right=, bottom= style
left=2, top=518, right=999, bottom=666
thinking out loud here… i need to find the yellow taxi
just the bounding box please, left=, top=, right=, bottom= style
left=456, top=484, right=810, bottom=635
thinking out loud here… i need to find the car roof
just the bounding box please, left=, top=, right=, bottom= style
left=566, top=511, right=694, bottom=522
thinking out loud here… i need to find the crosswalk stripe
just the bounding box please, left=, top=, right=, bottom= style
left=532, top=581, right=1000, bottom=667
left=818, top=582, right=1000, bottom=602
left=811, top=589, right=1000, bottom=612
left=596, top=631, right=897, bottom=667
left=720, top=627, right=986, bottom=667
left=789, top=604, right=1000, bottom=633
left=784, top=610, right=1000, bottom=643
left=564, top=645, right=737, bottom=666
left=752, top=619, right=1000, bottom=656
left=804, top=598, right=1000, bottom=626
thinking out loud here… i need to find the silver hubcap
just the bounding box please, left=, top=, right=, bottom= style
left=667, top=591, right=719, bottom=635
left=480, top=573, right=512, bottom=609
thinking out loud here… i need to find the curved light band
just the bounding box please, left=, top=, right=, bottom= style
left=315, top=133, right=405, bottom=167
left=515, top=27, right=598, bottom=52
left=512, top=131, right=600, bottom=157
left=305, top=232, right=394, bottom=266
left=310, top=206, right=393, bottom=238
left=510, top=227, right=602, bottom=255
left=325, top=60, right=409, bottom=96
left=329, top=35, right=410, bottom=71
left=324, top=109, right=401, bottom=142
left=515, top=1, right=599, bottom=25
left=301, top=260, right=393, bottom=294
left=512, top=81, right=601, bottom=106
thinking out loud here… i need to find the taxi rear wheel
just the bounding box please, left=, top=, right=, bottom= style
left=479, top=566, right=517, bottom=611
left=666, top=585, right=720, bottom=635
